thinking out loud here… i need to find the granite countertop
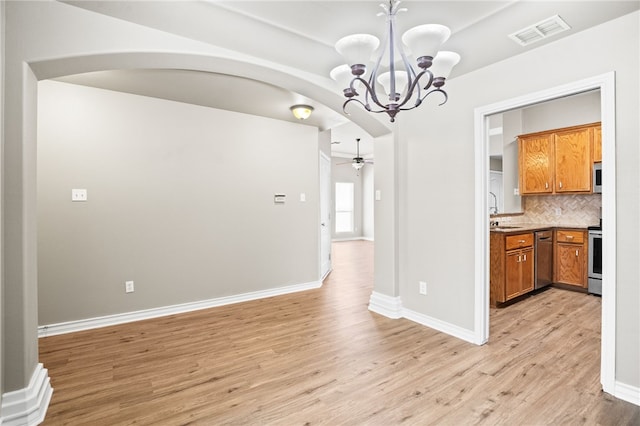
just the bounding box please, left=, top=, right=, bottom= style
left=489, top=223, right=591, bottom=233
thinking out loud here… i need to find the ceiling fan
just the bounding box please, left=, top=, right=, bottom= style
left=337, top=138, right=373, bottom=173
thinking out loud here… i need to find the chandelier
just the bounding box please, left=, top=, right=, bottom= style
left=331, top=0, right=460, bottom=122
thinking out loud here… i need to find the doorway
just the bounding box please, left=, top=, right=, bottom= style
left=474, top=72, right=617, bottom=394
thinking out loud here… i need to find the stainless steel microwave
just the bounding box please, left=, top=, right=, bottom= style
left=593, top=162, right=602, bottom=193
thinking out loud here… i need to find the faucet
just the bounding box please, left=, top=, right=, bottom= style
left=489, top=191, right=498, bottom=215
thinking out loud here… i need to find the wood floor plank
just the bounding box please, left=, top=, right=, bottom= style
left=39, top=241, right=639, bottom=425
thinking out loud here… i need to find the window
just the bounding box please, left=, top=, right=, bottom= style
left=335, top=182, right=354, bottom=233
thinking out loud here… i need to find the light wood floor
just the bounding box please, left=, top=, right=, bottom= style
left=39, top=240, right=639, bottom=425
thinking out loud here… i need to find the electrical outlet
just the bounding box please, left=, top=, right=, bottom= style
left=555, top=207, right=562, bottom=216
left=71, top=188, right=88, bottom=202
left=125, top=280, right=135, bottom=293
left=419, top=281, right=427, bottom=295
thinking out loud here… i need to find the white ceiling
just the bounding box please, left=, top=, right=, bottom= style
left=58, top=0, right=639, bottom=156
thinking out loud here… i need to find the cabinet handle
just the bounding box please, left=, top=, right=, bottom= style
left=518, top=240, right=526, bottom=243
left=517, top=255, right=521, bottom=263
left=545, top=182, right=549, bottom=189
left=523, top=254, right=527, bottom=262
left=559, top=181, right=563, bottom=189
left=576, top=250, right=579, bottom=257
left=566, top=235, right=574, bottom=240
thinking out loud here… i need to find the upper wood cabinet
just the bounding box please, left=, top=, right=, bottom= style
left=554, top=127, right=592, bottom=193
left=518, top=122, right=600, bottom=195
left=593, top=126, right=602, bottom=163
left=519, top=134, right=554, bottom=194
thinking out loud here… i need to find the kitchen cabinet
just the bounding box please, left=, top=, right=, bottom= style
left=554, top=127, right=592, bottom=192
left=518, top=122, right=600, bottom=195
left=490, top=232, right=535, bottom=306
left=554, top=229, right=588, bottom=288
left=519, top=133, right=554, bottom=194
left=593, top=126, right=602, bottom=163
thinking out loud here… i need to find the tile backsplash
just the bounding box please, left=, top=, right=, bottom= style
left=514, top=194, right=602, bottom=227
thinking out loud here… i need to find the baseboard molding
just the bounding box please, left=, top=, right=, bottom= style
left=368, top=292, right=476, bottom=343
left=614, top=380, right=640, bottom=406
left=332, top=237, right=373, bottom=242
left=39, top=280, right=321, bottom=337
left=402, top=308, right=477, bottom=344
left=368, top=291, right=403, bottom=319
left=1, top=363, right=53, bottom=426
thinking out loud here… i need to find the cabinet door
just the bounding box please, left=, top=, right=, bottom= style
left=555, top=243, right=586, bottom=287
left=505, top=250, right=522, bottom=300
left=505, top=248, right=534, bottom=300
left=519, top=134, right=553, bottom=195
left=520, top=247, right=535, bottom=294
left=554, top=128, right=592, bottom=192
left=593, top=126, right=602, bottom=163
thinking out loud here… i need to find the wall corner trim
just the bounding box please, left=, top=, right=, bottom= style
left=614, top=381, right=640, bottom=407
left=368, top=291, right=403, bottom=319
left=1, top=364, right=53, bottom=426
left=38, top=280, right=322, bottom=337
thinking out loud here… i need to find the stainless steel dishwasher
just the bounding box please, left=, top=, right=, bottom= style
left=535, top=230, right=553, bottom=289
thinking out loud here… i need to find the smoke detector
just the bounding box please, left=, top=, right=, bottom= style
left=509, top=15, right=570, bottom=47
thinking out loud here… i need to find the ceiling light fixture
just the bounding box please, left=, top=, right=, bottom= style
left=332, top=0, right=460, bottom=123
left=290, top=104, right=314, bottom=120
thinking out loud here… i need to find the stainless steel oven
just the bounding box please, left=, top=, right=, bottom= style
left=588, top=228, right=602, bottom=295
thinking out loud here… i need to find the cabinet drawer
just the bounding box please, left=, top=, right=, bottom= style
left=556, top=230, right=584, bottom=244
left=505, top=233, right=534, bottom=250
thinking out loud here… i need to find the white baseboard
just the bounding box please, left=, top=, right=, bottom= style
left=39, top=280, right=321, bottom=337
left=368, top=291, right=477, bottom=344
left=368, top=291, right=403, bottom=319
left=1, top=363, right=53, bottom=426
left=402, top=308, right=478, bottom=344
left=614, top=380, right=640, bottom=406
left=332, top=237, right=373, bottom=242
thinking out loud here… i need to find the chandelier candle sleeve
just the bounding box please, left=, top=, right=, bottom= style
left=332, top=0, right=460, bottom=122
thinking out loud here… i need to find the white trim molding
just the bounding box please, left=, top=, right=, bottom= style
left=368, top=292, right=477, bottom=344
left=402, top=309, right=478, bottom=344
left=368, top=291, right=402, bottom=319
left=614, top=381, right=640, bottom=406
left=39, top=281, right=321, bottom=337
left=1, top=364, right=53, bottom=426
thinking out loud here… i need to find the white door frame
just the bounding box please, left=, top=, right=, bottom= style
left=319, top=151, right=332, bottom=280
left=473, top=72, right=616, bottom=395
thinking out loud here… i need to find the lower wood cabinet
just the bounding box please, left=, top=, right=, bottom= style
left=490, top=232, right=535, bottom=306
left=554, top=229, right=588, bottom=288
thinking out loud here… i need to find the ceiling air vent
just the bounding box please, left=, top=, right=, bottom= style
left=509, top=15, right=570, bottom=47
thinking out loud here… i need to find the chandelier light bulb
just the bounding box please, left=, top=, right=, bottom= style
left=335, top=34, right=380, bottom=74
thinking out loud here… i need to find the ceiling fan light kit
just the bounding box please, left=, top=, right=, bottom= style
left=332, top=0, right=460, bottom=122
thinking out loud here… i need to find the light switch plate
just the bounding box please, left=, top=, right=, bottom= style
left=300, top=193, right=306, bottom=202
left=71, top=189, right=88, bottom=202
left=375, top=190, right=381, bottom=201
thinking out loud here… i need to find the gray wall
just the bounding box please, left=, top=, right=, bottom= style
left=37, top=80, right=319, bottom=325
left=521, top=90, right=601, bottom=133
left=394, top=11, right=638, bottom=387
